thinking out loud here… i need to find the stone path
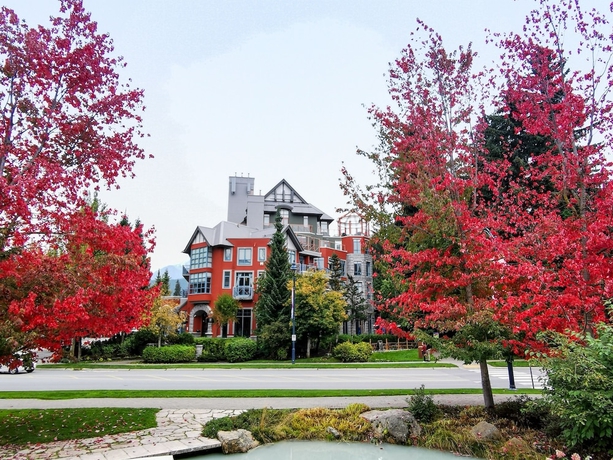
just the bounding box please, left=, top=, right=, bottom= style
left=2, top=408, right=244, bottom=460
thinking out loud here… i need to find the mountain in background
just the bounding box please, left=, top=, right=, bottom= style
left=150, top=263, right=188, bottom=296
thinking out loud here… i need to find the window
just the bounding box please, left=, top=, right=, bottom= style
left=224, top=247, right=232, bottom=261
left=190, top=247, right=211, bottom=269
left=233, top=272, right=254, bottom=299
left=189, top=272, right=211, bottom=294
left=354, top=262, right=362, bottom=276
left=314, top=257, right=324, bottom=270
left=222, top=270, right=232, bottom=289
left=280, top=209, right=289, bottom=226
left=303, top=215, right=309, bottom=227
left=320, top=221, right=328, bottom=234
left=234, top=309, right=252, bottom=337
left=339, top=260, right=346, bottom=275
left=237, top=247, right=252, bottom=265
left=264, top=214, right=270, bottom=226
left=366, top=261, right=371, bottom=276
left=258, top=247, right=266, bottom=262
left=288, top=249, right=296, bottom=266
left=353, top=239, right=361, bottom=254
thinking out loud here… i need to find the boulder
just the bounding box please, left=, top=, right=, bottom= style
left=217, top=429, right=260, bottom=454
left=326, top=426, right=341, bottom=439
left=470, top=421, right=502, bottom=441
left=361, top=409, right=421, bottom=443
left=502, top=437, right=531, bottom=455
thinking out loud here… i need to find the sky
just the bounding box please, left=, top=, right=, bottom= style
left=3, top=0, right=607, bottom=271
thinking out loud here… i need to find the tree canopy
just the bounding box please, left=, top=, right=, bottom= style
left=342, top=0, right=613, bottom=407
left=0, top=0, right=153, bottom=360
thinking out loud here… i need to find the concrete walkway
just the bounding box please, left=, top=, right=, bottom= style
left=0, top=394, right=521, bottom=460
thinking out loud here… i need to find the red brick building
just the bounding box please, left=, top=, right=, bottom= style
left=180, top=175, right=374, bottom=337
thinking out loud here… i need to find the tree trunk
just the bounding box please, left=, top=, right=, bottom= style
left=479, top=358, right=495, bottom=409
left=158, top=332, right=162, bottom=348
left=306, top=336, right=311, bottom=358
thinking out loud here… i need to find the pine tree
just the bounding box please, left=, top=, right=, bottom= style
left=255, top=212, right=292, bottom=330
left=328, top=253, right=344, bottom=292
left=173, top=280, right=181, bottom=296
left=161, top=270, right=171, bottom=296
left=344, top=275, right=369, bottom=334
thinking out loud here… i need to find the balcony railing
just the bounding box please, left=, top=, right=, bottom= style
left=232, top=286, right=253, bottom=300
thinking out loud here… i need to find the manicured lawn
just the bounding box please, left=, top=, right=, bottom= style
left=0, top=407, right=158, bottom=446
left=0, top=388, right=542, bottom=400
left=370, top=349, right=419, bottom=361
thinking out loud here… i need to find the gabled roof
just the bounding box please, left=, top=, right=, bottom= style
left=182, top=221, right=304, bottom=254
left=262, top=179, right=334, bottom=222
left=264, top=179, right=308, bottom=204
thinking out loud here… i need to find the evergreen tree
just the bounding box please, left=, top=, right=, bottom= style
left=173, top=280, right=181, bottom=296
left=154, top=270, right=162, bottom=286
left=161, top=270, right=171, bottom=296
left=344, top=275, right=369, bottom=334
left=328, top=253, right=344, bottom=292
left=255, top=212, right=292, bottom=330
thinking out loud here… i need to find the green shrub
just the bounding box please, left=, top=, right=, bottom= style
left=257, top=321, right=291, bottom=360
left=167, top=332, right=195, bottom=345
left=195, top=338, right=227, bottom=361
left=129, top=329, right=158, bottom=356
left=224, top=338, right=257, bottom=363
left=539, top=322, right=613, bottom=454
left=142, top=345, right=195, bottom=363
left=407, top=385, right=440, bottom=423
left=332, top=341, right=370, bottom=362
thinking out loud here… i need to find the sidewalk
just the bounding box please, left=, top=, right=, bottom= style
left=0, top=394, right=519, bottom=460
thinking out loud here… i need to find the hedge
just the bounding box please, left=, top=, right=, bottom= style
left=332, top=341, right=372, bottom=362
left=224, top=338, right=257, bottom=363
left=142, top=345, right=196, bottom=363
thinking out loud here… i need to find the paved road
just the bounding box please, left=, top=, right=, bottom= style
left=0, top=366, right=544, bottom=391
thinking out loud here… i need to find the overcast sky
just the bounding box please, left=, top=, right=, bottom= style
left=3, top=0, right=607, bottom=270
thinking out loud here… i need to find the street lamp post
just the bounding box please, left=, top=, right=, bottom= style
left=291, top=263, right=297, bottom=365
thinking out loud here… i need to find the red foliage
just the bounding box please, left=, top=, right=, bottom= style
left=0, top=1, right=153, bottom=357
left=348, top=0, right=613, bottom=357
left=4, top=209, right=157, bottom=351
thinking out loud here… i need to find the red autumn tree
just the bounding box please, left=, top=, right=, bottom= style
left=343, top=21, right=506, bottom=407
left=4, top=208, right=157, bottom=356
left=342, top=0, right=613, bottom=408
left=0, top=0, right=153, bottom=361
left=486, top=0, right=613, bottom=348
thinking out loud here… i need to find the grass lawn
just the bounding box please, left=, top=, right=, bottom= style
left=0, top=408, right=158, bottom=446
left=0, top=388, right=542, bottom=400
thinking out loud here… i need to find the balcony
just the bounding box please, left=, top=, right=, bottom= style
left=232, top=285, right=253, bottom=300
left=182, top=265, right=189, bottom=281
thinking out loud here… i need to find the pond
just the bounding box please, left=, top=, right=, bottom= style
left=192, top=440, right=477, bottom=459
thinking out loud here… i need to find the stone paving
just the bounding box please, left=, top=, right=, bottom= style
left=2, top=408, right=244, bottom=460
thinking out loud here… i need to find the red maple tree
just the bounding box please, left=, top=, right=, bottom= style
left=343, top=0, right=613, bottom=407
left=0, top=0, right=154, bottom=361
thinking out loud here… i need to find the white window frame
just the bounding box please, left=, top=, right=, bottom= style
left=222, top=270, right=232, bottom=289
left=258, top=247, right=266, bottom=262
left=224, top=247, right=232, bottom=261
left=237, top=247, right=252, bottom=265
left=353, top=238, right=361, bottom=254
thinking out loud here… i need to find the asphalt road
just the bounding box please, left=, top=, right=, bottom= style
left=0, top=366, right=544, bottom=392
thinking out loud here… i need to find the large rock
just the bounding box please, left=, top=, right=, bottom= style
left=470, top=421, right=502, bottom=441
left=217, top=429, right=260, bottom=454
left=361, top=409, right=421, bottom=443
left=502, top=437, right=531, bottom=455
